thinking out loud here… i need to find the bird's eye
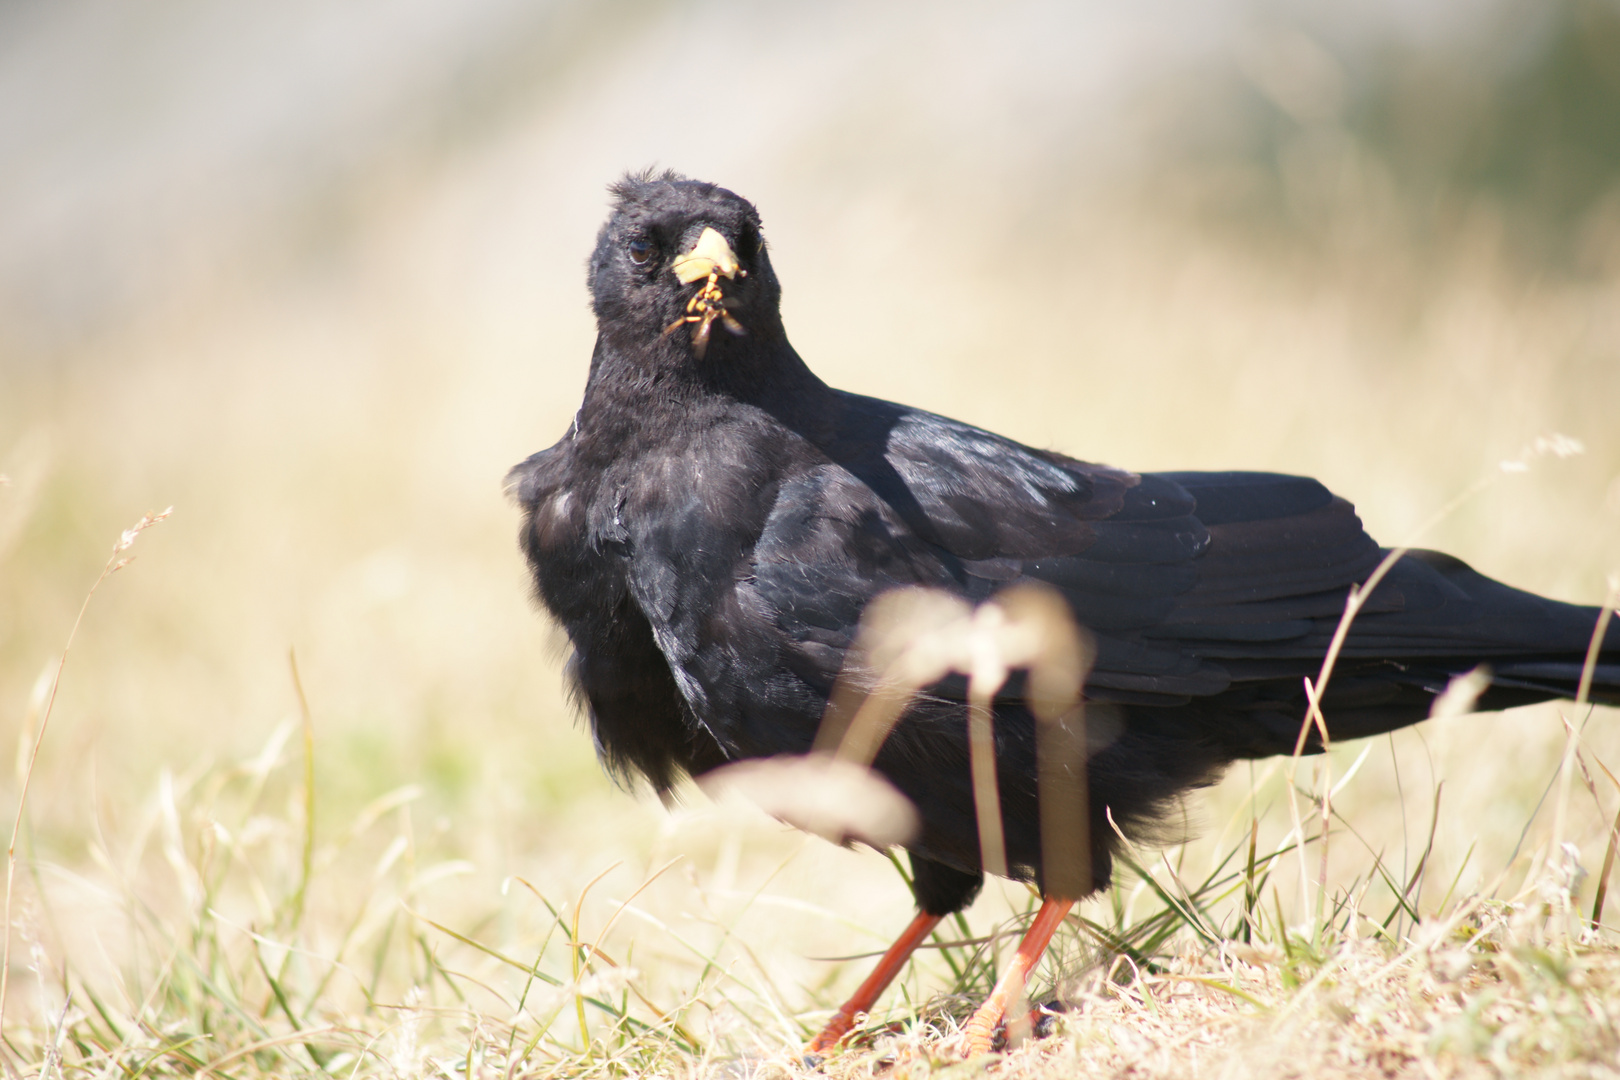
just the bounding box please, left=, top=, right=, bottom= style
left=627, top=238, right=654, bottom=265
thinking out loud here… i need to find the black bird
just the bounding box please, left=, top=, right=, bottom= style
left=510, top=171, right=1620, bottom=1054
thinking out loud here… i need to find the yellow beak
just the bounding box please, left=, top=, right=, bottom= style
left=671, top=227, right=741, bottom=284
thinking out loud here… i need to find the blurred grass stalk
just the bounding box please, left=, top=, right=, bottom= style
left=1, top=508, right=170, bottom=1036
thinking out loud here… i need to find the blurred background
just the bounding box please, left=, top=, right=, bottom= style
left=1, top=0, right=1619, bottom=1049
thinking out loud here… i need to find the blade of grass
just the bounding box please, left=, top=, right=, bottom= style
left=193, top=1025, right=341, bottom=1080
left=285, top=649, right=317, bottom=934
left=1105, top=812, right=1219, bottom=948
left=251, top=937, right=331, bottom=1071
left=1402, top=781, right=1444, bottom=915
left=126, top=1034, right=208, bottom=1080
left=1593, top=807, right=1620, bottom=929
left=1437, top=840, right=1477, bottom=916
left=1, top=509, right=170, bottom=1034
left=409, top=911, right=658, bottom=1036
left=1582, top=748, right=1620, bottom=929
left=1243, top=818, right=1260, bottom=943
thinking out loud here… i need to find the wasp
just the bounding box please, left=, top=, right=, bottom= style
left=663, top=269, right=746, bottom=360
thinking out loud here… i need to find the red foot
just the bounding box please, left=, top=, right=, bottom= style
left=805, top=1006, right=858, bottom=1054
left=806, top=911, right=942, bottom=1054
left=957, top=896, right=1076, bottom=1056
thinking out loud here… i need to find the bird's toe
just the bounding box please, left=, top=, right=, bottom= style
left=958, top=1006, right=1002, bottom=1057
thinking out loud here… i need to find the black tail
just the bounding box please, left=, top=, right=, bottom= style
left=1194, top=549, right=1618, bottom=758
left=1339, top=549, right=1618, bottom=715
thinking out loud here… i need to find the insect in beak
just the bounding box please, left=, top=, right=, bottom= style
left=665, top=227, right=747, bottom=359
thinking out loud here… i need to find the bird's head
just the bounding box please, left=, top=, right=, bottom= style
left=587, top=170, right=784, bottom=366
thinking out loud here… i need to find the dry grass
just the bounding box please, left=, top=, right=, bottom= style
left=4, top=4, right=1620, bottom=1075
left=7, top=643, right=1619, bottom=1079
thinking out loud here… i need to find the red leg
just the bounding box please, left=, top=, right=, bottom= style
left=959, top=895, right=1075, bottom=1055
left=806, top=911, right=942, bottom=1053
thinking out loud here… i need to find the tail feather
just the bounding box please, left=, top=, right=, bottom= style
left=1488, top=660, right=1620, bottom=707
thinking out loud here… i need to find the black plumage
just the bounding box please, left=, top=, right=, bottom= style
left=511, top=171, right=1620, bottom=1047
